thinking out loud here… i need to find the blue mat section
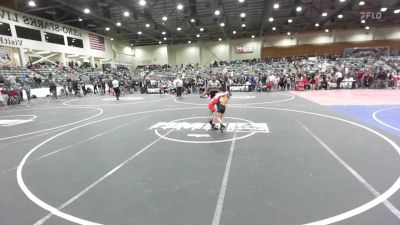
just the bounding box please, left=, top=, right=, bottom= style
left=331, top=105, right=400, bottom=137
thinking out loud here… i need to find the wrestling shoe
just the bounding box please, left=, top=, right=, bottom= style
left=220, top=124, right=226, bottom=131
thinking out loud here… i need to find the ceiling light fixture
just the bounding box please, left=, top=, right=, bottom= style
left=123, top=11, right=130, bottom=17
left=315, top=23, right=319, bottom=27
left=322, top=12, right=328, bottom=16
left=145, top=23, right=150, bottom=28
left=296, top=6, right=302, bottom=12
left=338, top=14, right=343, bottom=19
left=138, top=31, right=142, bottom=35
left=287, top=32, right=291, bottom=35
left=215, top=10, right=221, bottom=16
left=273, top=3, right=279, bottom=9
left=164, top=37, right=167, bottom=40
left=111, top=38, right=114, bottom=41
left=240, top=12, right=246, bottom=18
left=220, top=22, right=225, bottom=27
left=159, top=41, right=162, bottom=44
left=359, top=1, right=365, bottom=6
left=251, top=35, right=255, bottom=38
left=162, top=31, right=166, bottom=35
left=365, top=26, right=370, bottom=30
left=380, top=7, right=387, bottom=12
left=241, top=24, right=246, bottom=27
left=269, top=17, right=274, bottom=22
left=288, top=19, right=293, bottom=23
left=340, top=0, right=346, bottom=2
left=188, top=41, right=191, bottom=43
left=218, top=38, right=222, bottom=41
left=394, top=9, right=400, bottom=14
left=191, top=18, right=195, bottom=23
left=233, top=30, right=237, bottom=34
left=196, top=34, right=200, bottom=38
left=272, top=27, right=276, bottom=30
left=84, top=8, right=90, bottom=14
left=361, top=19, right=366, bottom=23
left=78, top=18, right=83, bottom=22
left=139, top=0, right=146, bottom=6
left=177, top=27, right=182, bottom=31
left=116, top=22, right=121, bottom=26
left=162, top=16, right=168, bottom=21
left=325, top=29, right=329, bottom=32
left=28, top=1, right=36, bottom=7
left=238, top=0, right=245, bottom=3
left=200, top=27, right=204, bottom=32
left=105, top=27, right=110, bottom=31
left=177, top=4, right=184, bottom=10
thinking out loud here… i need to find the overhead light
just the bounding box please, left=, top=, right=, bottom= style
left=162, top=31, right=166, bottom=35
left=130, top=43, right=133, bottom=46
left=288, top=19, right=293, bottom=23
left=84, top=8, right=90, bottom=14
left=162, top=16, right=168, bottom=21
left=272, top=27, right=276, bottom=30
left=111, top=38, right=114, bottom=41
left=240, top=12, right=246, bottom=18
left=196, top=34, right=200, bottom=38
left=200, top=27, right=204, bottom=32
left=269, top=17, right=274, bottom=22
left=146, top=23, right=150, bottom=28
left=339, top=0, right=346, bottom=2
left=28, top=1, right=36, bottom=7
left=218, top=38, right=222, bottom=41
left=380, top=7, right=387, bottom=12
left=232, top=30, right=237, bottom=34
left=394, top=9, right=400, bottom=14
left=296, top=6, right=302, bottom=12
left=66, top=54, right=79, bottom=58
left=138, top=31, right=142, bottom=35
left=365, top=26, right=370, bottom=30
left=0, top=22, right=3, bottom=25
left=238, top=0, right=245, bottom=2
left=287, top=32, right=291, bottom=35
left=361, top=19, right=366, bottom=23
left=139, top=0, right=146, bottom=6
left=359, top=1, right=365, bottom=6
left=164, top=37, right=167, bottom=40
left=251, top=35, right=255, bottom=38
left=273, top=3, right=279, bottom=9
left=188, top=40, right=191, bottom=43
left=325, top=29, right=329, bottom=32
left=123, top=11, right=130, bottom=17
left=220, top=22, right=225, bottom=27
left=322, top=12, right=328, bottom=16
left=116, top=22, right=121, bottom=26
left=338, top=14, right=343, bottom=19
left=241, top=24, right=246, bottom=27
left=215, top=10, right=221, bottom=16
left=191, top=18, right=195, bottom=23
left=177, top=4, right=184, bottom=10
left=105, top=27, right=110, bottom=31
left=315, top=23, right=319, bottom=27
left=177, top=27, right=182, bottom=31
left=37, top=51, right=50, bottom=55
left=159, top=41, right=162, bottom=44
left=78, top=18, right=83, bottom=22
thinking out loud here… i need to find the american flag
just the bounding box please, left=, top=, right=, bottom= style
left=89, top=34, right=106, bottom=51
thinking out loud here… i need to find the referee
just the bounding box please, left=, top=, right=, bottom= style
left=207, top=76, right=221, bottom=99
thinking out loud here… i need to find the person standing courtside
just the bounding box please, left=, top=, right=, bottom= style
left=112, top=77, right=121, bottom=100
left=175, top=76, right=183, bottom=97
left=208, top=76, right=221, bottom=99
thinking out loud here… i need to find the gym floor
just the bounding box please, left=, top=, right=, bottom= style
left=0, top=90, right=400, bottom=225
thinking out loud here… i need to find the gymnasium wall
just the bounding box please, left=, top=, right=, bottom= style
left=261, top=27, right=400, bottom=58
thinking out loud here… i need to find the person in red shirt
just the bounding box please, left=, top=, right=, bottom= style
left=208, top=89, right=229, bottom=130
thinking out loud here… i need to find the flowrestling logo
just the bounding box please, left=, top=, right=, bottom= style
left=150, top=122, right=269, bottom=133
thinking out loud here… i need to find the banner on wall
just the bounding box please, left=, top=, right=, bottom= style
left=0, top=46, right=17, bottom=66
left=236, top=45, right=253, bottom=53
left=343, top=46, right=389, bottom=58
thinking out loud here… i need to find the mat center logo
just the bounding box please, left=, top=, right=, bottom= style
left=149, top=117, right=269, bottom=143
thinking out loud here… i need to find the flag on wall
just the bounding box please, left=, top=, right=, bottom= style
left=89, top=34, right=106, bottom=51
